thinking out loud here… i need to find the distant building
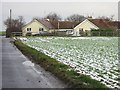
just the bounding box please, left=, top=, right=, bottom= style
left=21, top=19, right=119, bottom=36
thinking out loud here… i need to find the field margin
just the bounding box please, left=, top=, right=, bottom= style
left=0, top=31, right=6, bottom=36
left=13, top=39, right=110, bottom=89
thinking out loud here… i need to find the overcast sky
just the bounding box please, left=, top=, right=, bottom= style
left=1, top=1, right=119, bottom=31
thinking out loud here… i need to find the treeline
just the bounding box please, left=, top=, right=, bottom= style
left=4, top=16, right=25, bottom=37
left=33, top=12, right=114, bottom=22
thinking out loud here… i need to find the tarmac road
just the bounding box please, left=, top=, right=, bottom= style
left=2, top=37, right=66, bottom=88
left=0, top=36, right=2, bottom=89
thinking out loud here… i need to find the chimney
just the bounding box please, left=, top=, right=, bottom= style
left=87, top=16, right=92, bottom=19
left=58, top=21, right=59, bottom=29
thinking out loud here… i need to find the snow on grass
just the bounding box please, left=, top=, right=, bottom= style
left=19, top=37, right=119, bottom=89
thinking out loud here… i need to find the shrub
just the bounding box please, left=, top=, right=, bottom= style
left=91, top=29, right=115, bottom=36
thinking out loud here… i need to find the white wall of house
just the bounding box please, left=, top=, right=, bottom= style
left=22, top=20, right=49, bottom=36
left=73, top=19, right=99, bottom=36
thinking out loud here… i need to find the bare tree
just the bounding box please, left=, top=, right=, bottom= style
left=4, top=16, right=25, bottom=29
left=44, top=12, right=61, bottom=21
left=109, top=15, right=114, bottom=21
left=4, top=18, right=11, bottom=28
left=4, top=16, right=25, bottom=37
left=97, top=15, right=114, bottom=21
left=18, top=16, right=25, bottom=29
left=66, top=14, right=86, bottom=22
left=32, top=17, right=43, bottom=21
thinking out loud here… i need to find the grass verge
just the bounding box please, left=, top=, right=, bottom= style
left=0, top=31, right=6, bottom=36
left=14, top=40, right=110, bottom=89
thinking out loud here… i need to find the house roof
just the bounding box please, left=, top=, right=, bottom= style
left=89, top=19, right=117, bottom=29
left=112, top=21, right=120, bottom=29
left=38, top=20, right=55, bottom=29
left=39, top=19, right=119, bottom=30
left=37, top=19, right=80, bottom=29
left=50, top=21, right=80, bottom=29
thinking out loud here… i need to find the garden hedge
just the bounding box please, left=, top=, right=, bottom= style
left=91, top=29, right=117, bottom=36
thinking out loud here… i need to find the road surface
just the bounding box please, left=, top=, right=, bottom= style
left=0, top=36, right=2, bottom=89
left=2, top=37, right=66, bottom=88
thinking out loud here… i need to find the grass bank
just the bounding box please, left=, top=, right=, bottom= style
left=14, top=40, right=109, bottom=89
left=0, top=31, right=6, bottom=36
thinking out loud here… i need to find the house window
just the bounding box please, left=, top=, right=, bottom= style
left=67, top=30, right=73, bottom=33
left=27, top=28, right=31, bottom=31
left=79, top=28, right=83, bottom=31
left=39, top=28, right=44, bottom=31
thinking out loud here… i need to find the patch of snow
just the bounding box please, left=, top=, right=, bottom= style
left=20, top=37, right=119, bottom=89
left=23, top=61, right=34, bottom=67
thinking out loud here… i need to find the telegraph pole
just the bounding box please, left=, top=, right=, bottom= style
left=9, top=9, right=12, bottom=28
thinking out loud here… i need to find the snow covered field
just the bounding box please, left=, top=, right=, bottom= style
left=19, top=37, right=119, bottom=89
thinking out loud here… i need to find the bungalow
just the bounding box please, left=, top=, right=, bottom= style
left=22, top=19, right=119, bottom=36
left=22, top=19, right=55, bottom=36
left=73, top=19, right=99, bottom=36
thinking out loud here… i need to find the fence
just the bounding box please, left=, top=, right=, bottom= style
left=12, top=32, right=22, bottom=36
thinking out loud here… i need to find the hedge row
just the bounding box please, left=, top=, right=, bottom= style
left=91, top=29, right=119, bottom=36
left=14, top=40, right=109, bottom=89
left=91, top=29, right=113, bottom=32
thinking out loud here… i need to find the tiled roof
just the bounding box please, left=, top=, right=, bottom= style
left=38, top=19, right=80, bottom=29
left=39, top=19, right=119, bottom=30
left=112, top=21, right=120, bottom=29
left=38, top=20, right=55, bottom=29
left=89, top=19, right=117, bottom=29
left=50, top=21, right=80, bottom=29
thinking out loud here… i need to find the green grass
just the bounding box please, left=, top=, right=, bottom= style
left=14, top=40, right=110, bottom=89
left=0, top=31, right=6, bottom=36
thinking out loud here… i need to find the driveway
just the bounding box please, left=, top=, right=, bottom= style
left=2, top=37, right=66, bottom=88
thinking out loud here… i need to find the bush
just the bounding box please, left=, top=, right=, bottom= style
left=14, top=40, right=110, bottom=89
left=91, top=29, right=115, bottom=36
